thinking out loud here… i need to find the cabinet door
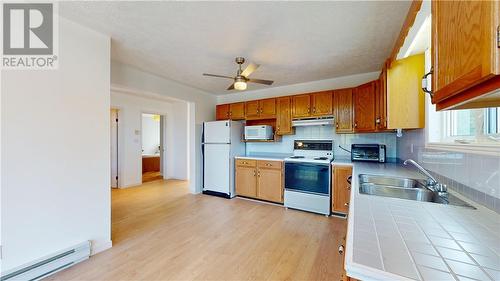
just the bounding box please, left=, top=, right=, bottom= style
left=245, top=100, right=260, bottom=119
left=353, top=82, right=376, bottom=132
left=276, top=97, right=293, bottom=135
left=387, top=54, right=425, bottom=129
left=291, top=94, right=311, bottom=118
left=432, top=0, right=500, bottom=104
left=332, top=165, right=352, bottom=214
left=259, top=98, right=276, bottom=119
left=235, top=165, right=257, bottom=198
left=311, top=91, right=333, bottom=116
left=376, top=70, right=387, bottom=131
left=257, top=164, right=283, bottom=203
left=216, top=104, right=230, bottom=120
left=229, top=102, right=245, bottom=120
left=333, top=88, right=354, bottom=133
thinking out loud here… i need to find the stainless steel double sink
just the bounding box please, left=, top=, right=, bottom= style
left=358, top=174, right=475, bottom=208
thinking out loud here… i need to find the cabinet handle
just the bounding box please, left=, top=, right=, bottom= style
left=307, top=108, right=310, bottom=113
left=344, top=203, right=349, bottom=207
left=338, top=245, right=344, bottom=255
left=258, top=171, right=261, bottom=177
left=376, top=117, right=381, bottom=124
left=253, top=170, right=256, bottom=176
left=354, top=123, right=358, bottom=128
left=313, top=107, right=316, bottom=113
left=336, top=123, right=339, bottom=129
left=422, top=68, right=433, bottom=98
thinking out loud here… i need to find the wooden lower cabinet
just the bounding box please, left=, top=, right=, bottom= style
left=235, top=164, right=257, bottom=198
left=332, top=165, right=353, bottom=214
left=235, top=159, right=283, bottom=203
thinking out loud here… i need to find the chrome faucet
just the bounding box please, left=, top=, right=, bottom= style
left=404, top=159, right=447, bottom=196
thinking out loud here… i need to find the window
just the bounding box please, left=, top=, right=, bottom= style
left=431, top=107, right=500, bottom=145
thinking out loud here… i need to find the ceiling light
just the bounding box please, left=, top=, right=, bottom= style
left=234, top=77, right=247, bottom=90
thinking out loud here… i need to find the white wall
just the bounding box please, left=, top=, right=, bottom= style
left=111, top=62, right=217, bottom=193
left=247, top=127, right=397, bottom=160
left=1, top=17, right=111, bottom=273
left=217, top=71, right=380, bottom=104
left=111, top=90, right=189, bottom=187
left=142, top=114, right=161, bottom=155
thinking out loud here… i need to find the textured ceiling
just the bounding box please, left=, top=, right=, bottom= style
left=60, top=1, right=411, bottom=95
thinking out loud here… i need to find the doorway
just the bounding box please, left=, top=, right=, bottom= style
left=142, top=113, right=164, bottom=183
left=110, top=109, right=119, bottom=188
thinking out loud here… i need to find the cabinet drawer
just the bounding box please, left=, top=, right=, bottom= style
left=257, top=160, right=282, bottom=169
left=236, top=159, right=257, bottom=167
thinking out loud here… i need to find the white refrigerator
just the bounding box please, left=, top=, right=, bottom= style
left=202, top=120, right=245, bottom=198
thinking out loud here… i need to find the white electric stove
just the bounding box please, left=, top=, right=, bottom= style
left=284, top=140, right=333, bottom=215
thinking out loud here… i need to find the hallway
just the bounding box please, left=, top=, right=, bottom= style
left=48, top=180, right=347, bottom=281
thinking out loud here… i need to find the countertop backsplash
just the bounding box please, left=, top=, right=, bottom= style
left=245, top=125, right=397, bottom=159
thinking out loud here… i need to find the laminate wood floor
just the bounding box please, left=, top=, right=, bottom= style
left=142, top=171, right=163, bottom=183
left=47, top=180, right=347, bottom=281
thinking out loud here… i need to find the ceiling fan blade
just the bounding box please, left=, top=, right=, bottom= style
left=227, top=83, right=235, bottom=90
left=241, top=63, right=260, bottom=77
left=203, top=73, right=234, bottom=79
left=248, top=78, right=274, bottom=85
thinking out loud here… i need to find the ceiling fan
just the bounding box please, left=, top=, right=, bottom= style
left=203, top=57, right=274, bottom=91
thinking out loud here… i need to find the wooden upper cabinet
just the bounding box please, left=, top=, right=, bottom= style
left=216, top=104, right=230, bottom=120
left=245, top=99, right=276, bottom=119
left=292, top=94, right=311, bottom=118
left=432, top=0, right=500, bottom=110
left=332, top=165, right=352, bottom=214
left=230, top=102, right=245, bottom=120
left=276, top=97, right=293, bottom=135
left=245, top=100, right=260, bottom=118
left=376, top=68, right=388, bottom=131
left=259, top=98, right=276, bottom=119
left=353, top=82, right=376, bottom=132
left=333, top=88, right=354, bottom=133
left=311, top=91, right=333, bottom=116
left=387, top=54, right=425, bottom=129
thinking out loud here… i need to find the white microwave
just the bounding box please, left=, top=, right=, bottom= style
left=244, top=125, right=274, bottom=140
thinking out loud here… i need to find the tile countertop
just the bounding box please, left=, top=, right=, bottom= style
left=342, top=162, right=500, bottom=281
left=235, top=153, right=292, bottom=161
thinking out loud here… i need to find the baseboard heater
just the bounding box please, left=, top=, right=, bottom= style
left=1, top=241, right=91, bottom=281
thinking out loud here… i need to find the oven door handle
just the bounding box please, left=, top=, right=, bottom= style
left=285, top=162, right=331, bottom=168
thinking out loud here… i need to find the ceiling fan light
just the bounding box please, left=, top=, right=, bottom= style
left=234, top=81, right=247, bottom=90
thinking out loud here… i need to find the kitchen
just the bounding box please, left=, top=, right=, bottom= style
left=201, top=1, right=500, bottom=280
left=2, top=1, right=499, bottom=281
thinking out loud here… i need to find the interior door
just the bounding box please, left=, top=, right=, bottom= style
left=204, top=121, right=230, bottom=143
left=203, top=144, right=230, bottom=194
left=110, top=109, right=118, bottom=188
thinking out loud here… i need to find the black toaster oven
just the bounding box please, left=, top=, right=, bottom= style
left=351, top=144, right=386, bottom=163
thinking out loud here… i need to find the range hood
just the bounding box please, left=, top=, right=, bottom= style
left=292, top=117, right=334, bottom=127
